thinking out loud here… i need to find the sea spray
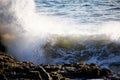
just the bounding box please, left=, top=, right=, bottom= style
left=0, top=0, right=81, bottom=63
left=0, top=0, right=120, bottom=67
left=0, top=0, right=47, bottom=63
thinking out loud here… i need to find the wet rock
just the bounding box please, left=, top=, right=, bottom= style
left=100, top=68, right=112, bottom=77
left=0, top=52, right=15, bottom=62
left=34, top=66, right=53, bottom=80
left=63, top=63, right=72, bottom=67
left=28, top=71, right=42, bottom=79
left=0, top=52, right=49, bottom=80
left=0, top=52, right=119, bottom=80
left=59, top=62, right=110, bottom=79
left=0, top=74, right=7, bottom=80
left=44, top=65, right=62, bottom=72
left=50, top=72, right=64, bottom=80
left=90, top=62, right=97, bottom=66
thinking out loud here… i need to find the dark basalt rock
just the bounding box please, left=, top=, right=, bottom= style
left=100, top=68, right=112, bottom=77
left=34, top=66, right=52, bottom=80
left=43, top=64, right=62, bottom=72
left=0, top=74, right=7, bottom=80
left=50, top=72, right=65, bottom=80
left=0, top=52, right=119, bottom=80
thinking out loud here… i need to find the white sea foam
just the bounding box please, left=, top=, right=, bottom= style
left=0, top=0, right=120, bottom=64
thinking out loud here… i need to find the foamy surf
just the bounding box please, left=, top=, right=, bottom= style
left=0, top=0, right=120, bottom=73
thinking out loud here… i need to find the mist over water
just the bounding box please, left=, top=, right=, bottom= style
left=0, top=0, right=120, bottom=72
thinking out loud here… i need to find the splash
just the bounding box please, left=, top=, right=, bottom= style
left=0, top=0, right=120, bottom=64
left=0, top=0, right=82, bottom=63
left=100, top=21, right=120, bottom=41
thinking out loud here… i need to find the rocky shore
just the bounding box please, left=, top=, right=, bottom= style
left=0, top=39, right=120, bottom=80
left=0, top=52, right=120, bottom=80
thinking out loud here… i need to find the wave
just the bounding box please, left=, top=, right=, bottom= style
left=42, top=34, right=120, bottom=73
left=0, top=0, right=120, bottom=73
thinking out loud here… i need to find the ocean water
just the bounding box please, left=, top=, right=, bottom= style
left=0, top=0, right=120, bottom=73
left=35, top=0, right=120, bottom=24
left=34, top=0, right=120, bottom=73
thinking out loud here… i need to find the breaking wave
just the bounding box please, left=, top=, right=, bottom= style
left=0, top=0, right=120, bottom=73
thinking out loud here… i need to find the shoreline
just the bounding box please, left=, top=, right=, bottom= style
left=0, top=51, right=119, bottom=80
